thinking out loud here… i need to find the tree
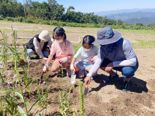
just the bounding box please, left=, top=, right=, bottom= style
left=0, top=0, right=24, bottom=17
left=67, top=6, right=75, bottom=13
left=0, top=0, right=119, bottom=26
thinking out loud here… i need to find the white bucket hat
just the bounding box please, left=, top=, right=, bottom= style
left=39, top=30, right=50, bottom=42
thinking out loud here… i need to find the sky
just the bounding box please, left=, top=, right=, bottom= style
left=19, top=0, right=155, bottom=13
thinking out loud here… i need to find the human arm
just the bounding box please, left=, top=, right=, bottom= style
left=33, top=37, right=44, bottom=58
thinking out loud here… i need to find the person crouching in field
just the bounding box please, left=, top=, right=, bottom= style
left=84, top=27, right=139, bottom=91
left=26, top=30, right=52, bottom=60
left=70, top=35, right=98, bottom=78
left=42, top=27, right=74, bottom=77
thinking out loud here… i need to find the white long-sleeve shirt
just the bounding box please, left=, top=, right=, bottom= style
left=33, top=37, right=52, bottom=58
left=87, top=39, right=138, bottom=77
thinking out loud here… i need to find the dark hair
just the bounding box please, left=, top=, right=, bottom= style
left=82, top=35, right=95, bottom=45
left=53, top=27, right=66, bottom=40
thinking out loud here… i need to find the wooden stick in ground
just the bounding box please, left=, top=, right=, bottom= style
left=39, top=71, right=45, bottom=84
left=84, top=84, right=89, bottom=96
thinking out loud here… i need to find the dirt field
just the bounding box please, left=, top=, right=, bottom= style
left=84, top=48, right=155, bottom=116
left=0, top=21, right=155, bottom=116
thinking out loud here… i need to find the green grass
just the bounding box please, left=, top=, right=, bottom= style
left=133, top=40, right=155, bottom=48
left=117, top=29, right=155, bottom=35
left=73, top=40, right=155, bottom=51
left=73, top=44, right=81, bottom=52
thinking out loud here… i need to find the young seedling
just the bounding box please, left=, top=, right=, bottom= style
left=0, top=31, right=9, bottom=70
left=36, top=88, right=48, bottom=109
left=7, top=29, right=21, bottom=83
left=79, top=82, right=84, bottom=116
left=59, top=90, right=70, bottom=116
left=22, top=65, right=32, bottom=94
left=0, top=72, right=4, bottom=83
left=57, top=67, right=67, bottom=78
left=2, top=92, right=19, bottom=116
left=16, top=90, right=48, bottom=115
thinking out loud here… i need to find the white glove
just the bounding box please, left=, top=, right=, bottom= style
left=59, top=57, right=68, bottom=63
left=43, top=65, right=48, bottom=72
left=43, top=57, right=48, bottom=60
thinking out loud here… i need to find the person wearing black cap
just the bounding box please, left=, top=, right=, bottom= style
left=84, top=26, right=139, bottom=90
left=70, top=35, right=98, bottom=78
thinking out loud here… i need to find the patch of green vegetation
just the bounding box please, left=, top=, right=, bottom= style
left=79, top=82, right=84, bottom=116
left=73, top=44, right=81, bottom=52
left=117, top=29, right=155, bottom=35
left=133, top=40, right=155, bottom=48
left=73, top=40, right=155, bottom=51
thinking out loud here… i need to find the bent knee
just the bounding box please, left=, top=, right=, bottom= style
left=122, top=67, right=136, bottom=77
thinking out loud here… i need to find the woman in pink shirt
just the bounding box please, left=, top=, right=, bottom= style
left=43, top=27, right=74, bottom=77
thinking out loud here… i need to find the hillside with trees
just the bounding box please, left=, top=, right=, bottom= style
left=0, top=0, right=120, bottom=25
left=1, top=0, right=155, bottom=29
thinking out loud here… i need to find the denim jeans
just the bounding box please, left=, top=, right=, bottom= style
left=75, top=61, right=93, bottom=71
left=101, top=58, right=139, bottom=78
left=114, top=66, right=138, bottom=78
left=27, top=49, right=49, bottom=58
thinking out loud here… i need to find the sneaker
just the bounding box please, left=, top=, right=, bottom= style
left=57, top=69, right=67, bottom=78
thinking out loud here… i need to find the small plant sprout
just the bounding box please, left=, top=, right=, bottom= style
left=8, top=29, right=21, bottom=83
left=0, top=30, right=9, bottom=70
left=36, top=88, right=48, bottom=109
left=79, top=82, right=84, bottom=116
left=59, top=90, right=70, bottom=116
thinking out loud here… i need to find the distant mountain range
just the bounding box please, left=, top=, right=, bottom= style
left=96, top=9, right=155, bottom=25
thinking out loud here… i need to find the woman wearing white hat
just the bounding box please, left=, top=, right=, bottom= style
left=26, top=30, right=52, bottom=59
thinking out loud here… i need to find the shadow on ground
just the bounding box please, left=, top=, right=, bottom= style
left=90, top=74, right=148, bottom=93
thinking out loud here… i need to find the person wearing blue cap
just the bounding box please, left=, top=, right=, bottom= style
left=84, top=27, right=139, bottom=90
